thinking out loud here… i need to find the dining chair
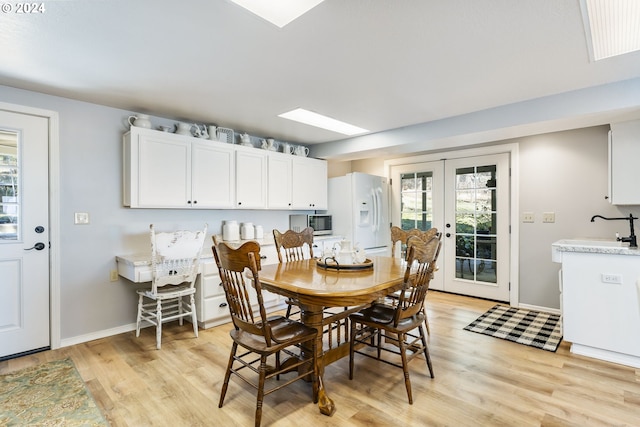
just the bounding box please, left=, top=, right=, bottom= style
left=272, top=227, right=314, bottom=318
left=391, top=226, right=439, bottom=258
left=349, top=234, right=440, bottom=404
left=136, top=223, right=208, bottom=350
left=213, top=240, right=319, bottom=427
left=389, top=227, right=441, bottom=334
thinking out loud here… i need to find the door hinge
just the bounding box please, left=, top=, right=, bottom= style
left=509, top=282, right=511, bottom=291
left=389, top=178, right=392, bottom=185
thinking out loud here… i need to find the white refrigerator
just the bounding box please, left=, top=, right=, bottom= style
left=328, top=172, right=390, bottom=256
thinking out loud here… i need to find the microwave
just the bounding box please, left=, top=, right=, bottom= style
left=289, top=214, right=332, bottom=236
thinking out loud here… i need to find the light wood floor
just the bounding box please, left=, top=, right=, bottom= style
left=2, top=292, right=640, bottom=426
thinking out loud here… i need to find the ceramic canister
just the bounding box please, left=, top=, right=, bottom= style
left=241, top=222, right=254, bottom=240
left=222, top=220, right=239, bottom=241
left=254, top=225, right=264, bottom=239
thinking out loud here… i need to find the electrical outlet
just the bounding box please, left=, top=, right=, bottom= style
left=110, top=269, right=119, bottom=282
left=74, top=212, right=90, bottom=225
left=601, top=273, right=622, bottom=284
left=543, top=212, right=555, bottom=223
left=522, top=212, right=534, bottom=223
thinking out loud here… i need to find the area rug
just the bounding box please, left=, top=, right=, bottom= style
left=464, top=304, right=563, bottom=352
left=0, top=358, right=109, bottom=426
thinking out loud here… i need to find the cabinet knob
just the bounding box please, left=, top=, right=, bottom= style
left=193, top=200, right=197, bottom=204
left=238, top=202, right=242, bottom=206
left=219, top=302, right=228, bottom=308
left=187, top=200, right=192, bottom=204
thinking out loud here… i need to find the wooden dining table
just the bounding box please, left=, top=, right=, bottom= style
left=258, top=255, right=409, bottom=416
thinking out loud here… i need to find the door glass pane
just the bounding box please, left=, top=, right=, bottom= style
left=400, top=171, right=433, bottom=231
left=454, top=164, right=497, bottom=283
left=0, top=131, right=19, bottom=241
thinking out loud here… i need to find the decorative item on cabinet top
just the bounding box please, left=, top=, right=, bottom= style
left=216, top=127, right=234, bottom=144
left=127, top=114, right=152, bottom=129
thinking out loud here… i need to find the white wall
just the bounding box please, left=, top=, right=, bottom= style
left=0, top=85, right=310, bottom=343
left=518, top=126, right=640, bottom=308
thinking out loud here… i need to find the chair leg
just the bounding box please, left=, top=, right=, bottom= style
left=156, top=299, right=162, bottom=350
left=285, top=302, right=292, bottom=318
left=397, top=332, right=413, bottom=404
left=419, top=325, right=434, bottom=378
left=349, top=320, right=356, bottom=380
left=190, top=294, right=199, bottom=338
left=255, top=355, right=268, bottom=427
left=219, top=342, right=237, bottom=408
left=311, top=338, right=319, bottom=404
left=136, top=294, right=143, bottom=337
left=423, top=308, right=431, bottom=335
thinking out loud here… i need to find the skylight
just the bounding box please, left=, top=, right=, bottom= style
left=279, top=108, right=369, bottom=136
left=581, top=0, right=640, bottom=61
left=229, top=0, right=325, bottom=28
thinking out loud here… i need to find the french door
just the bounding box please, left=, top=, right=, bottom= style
left=391, top=153, right=510, bottom=301
left=0, top=110, right=50, bottom=359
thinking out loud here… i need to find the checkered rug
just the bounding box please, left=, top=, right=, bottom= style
left=464, top=304, right=563, bottom=352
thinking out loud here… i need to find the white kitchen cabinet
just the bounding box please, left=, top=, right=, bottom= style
left=123, top=127, right=328, bottom=211
left=267, top=152, right=293, bottom=209
left=609, top=119, right=640, bottom=205
left=552, top=239, right=640, bottom=368
left=292, top=156, right=328, bottom=209
left=123, top=127, right=235, bottom=208
left=268, top=153, right=329, bottom=210
left=235, top=146, right=268, bottom=209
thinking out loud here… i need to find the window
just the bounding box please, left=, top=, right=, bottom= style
left=0, top=131, right=18, bottom=240
left=400, top=171, right=433, bottom=231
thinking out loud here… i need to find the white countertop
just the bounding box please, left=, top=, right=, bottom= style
left=116, top=234, right=344, bottom=266
left=552, top=238, right=640, bottom=257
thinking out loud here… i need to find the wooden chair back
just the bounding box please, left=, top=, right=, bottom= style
left=390, top=226, right=439, bottom=258
left=213, top=241, right=278, bottom=344
left=273, top=227, right=314, bottom=263
left=150, top=224, right=207, bottom=293
left=394, top=235, right=441, bottom=326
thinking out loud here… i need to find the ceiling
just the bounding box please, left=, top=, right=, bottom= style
left=1, top=0, right=640, bottom=159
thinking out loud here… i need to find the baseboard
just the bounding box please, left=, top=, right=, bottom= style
left=517, top=303, right=561, bottom=316
left=60, top=323, right=137, bottom=348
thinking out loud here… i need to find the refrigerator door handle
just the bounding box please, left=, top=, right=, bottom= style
left=371, top=188, right=378, bottom=231
left=373, top=188, right=382, bottom=231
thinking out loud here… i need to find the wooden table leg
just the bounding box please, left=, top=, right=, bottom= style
left=301, top=303, right=336, bottom=416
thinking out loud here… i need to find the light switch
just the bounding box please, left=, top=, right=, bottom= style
left=74, top=212, right=90, bottom=225
left=543, top=212, right=555, bottom=223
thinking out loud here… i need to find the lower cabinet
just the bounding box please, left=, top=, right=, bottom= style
left=195, top=243, right=284, bottom=329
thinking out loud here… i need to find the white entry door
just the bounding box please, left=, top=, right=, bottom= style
left=391, top=153, right=510, bottom=301
left=0, top=110, right=50, bottom=359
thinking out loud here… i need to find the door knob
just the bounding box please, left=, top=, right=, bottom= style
left=25, top=242, right=46, bottom=251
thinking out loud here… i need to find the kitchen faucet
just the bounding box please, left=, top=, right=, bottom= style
left=590, top=213, right=638, bottom=248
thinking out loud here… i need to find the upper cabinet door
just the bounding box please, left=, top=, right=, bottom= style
left=192, top=142, right=235, bottom=208
left=236, top=147, right=267, bottom=209
left=292, top=156, right=327, bottom=209
left=267, top=153, right=292, bottom=209
left=609, top=120, right=640, bottom=205
left=126, top=131, right=191, bottom=208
